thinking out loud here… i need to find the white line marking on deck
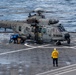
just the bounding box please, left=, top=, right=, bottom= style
left=25, top=44, right=50, bottom=48
left=0, top=44, right=50, bottom=56
left=0, top=44, right=76, bottom=56
left=25, top=44, right=76, bottom=50
left=0, top=47, right=36, bottom=56
left=66, top=62, right=71, bottom=65
left=55, top=69, right=76, bottom=75
left=36, top=64, right=76, bottom=75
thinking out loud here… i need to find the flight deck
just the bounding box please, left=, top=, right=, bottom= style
left=0, top=33, right=76, bottom=75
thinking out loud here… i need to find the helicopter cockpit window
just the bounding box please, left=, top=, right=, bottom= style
left=19, top=26, right=21, bottom=31
left=58, top=24, right=66, bottom=32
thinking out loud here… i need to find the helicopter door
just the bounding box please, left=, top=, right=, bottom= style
left=24, top=27, right=31, bottom=37
left=42, top=27, right=52, bottom=42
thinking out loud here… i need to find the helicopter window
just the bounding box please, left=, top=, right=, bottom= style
left=26, top=27, right=30, bottom=31
left=42, top=28, right=46, bottom=34
left=58, top=24, right=65, bottom=32
left=31, top=27, right=34, bottom=32
left=38, top=28, right=42, bottom=33
left=19, top=26, right=21, bottom=31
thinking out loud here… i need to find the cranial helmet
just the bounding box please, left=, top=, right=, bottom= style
left=54, top=48, right=57, bottom=50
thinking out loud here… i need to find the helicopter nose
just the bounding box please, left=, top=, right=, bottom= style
left=64, top=33, right=70, bottom=40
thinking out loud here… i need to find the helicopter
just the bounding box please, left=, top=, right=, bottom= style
left=0, top=8, right=70, bottom=45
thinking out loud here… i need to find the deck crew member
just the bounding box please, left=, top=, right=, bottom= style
left=51, top=48, right=59, bottom=67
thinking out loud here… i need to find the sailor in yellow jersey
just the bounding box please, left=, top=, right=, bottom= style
left=51, top=48, right=59, bottom=67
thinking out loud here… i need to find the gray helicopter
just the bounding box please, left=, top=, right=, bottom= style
left=0, top=8, right=70, bottom=45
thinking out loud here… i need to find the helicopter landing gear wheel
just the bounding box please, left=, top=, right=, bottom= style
left=67, top=38, right=70, bottom=44
left=56, top=40, right=61, bottom=45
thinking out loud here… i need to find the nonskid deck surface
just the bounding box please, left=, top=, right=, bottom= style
left=0, top=44, right=76, bottom=75
left=36, top=64, right=76, bottom=75
left=0, top=33, right=76, bottom=75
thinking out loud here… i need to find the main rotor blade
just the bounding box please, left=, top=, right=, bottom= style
left=44, top=11, right=55, bottom=13
left=0, top=10, right=76, bottom=15
left=0, top=11, right=35, bottom=15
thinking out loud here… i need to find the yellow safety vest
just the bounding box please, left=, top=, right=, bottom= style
left=51, top=50, right=59, bottom=58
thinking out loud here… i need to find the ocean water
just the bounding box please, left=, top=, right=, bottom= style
left=0, top=0, right=76, bottom=31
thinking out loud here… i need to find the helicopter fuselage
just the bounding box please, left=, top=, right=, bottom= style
left=0, top=8, right=70, bottom=44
